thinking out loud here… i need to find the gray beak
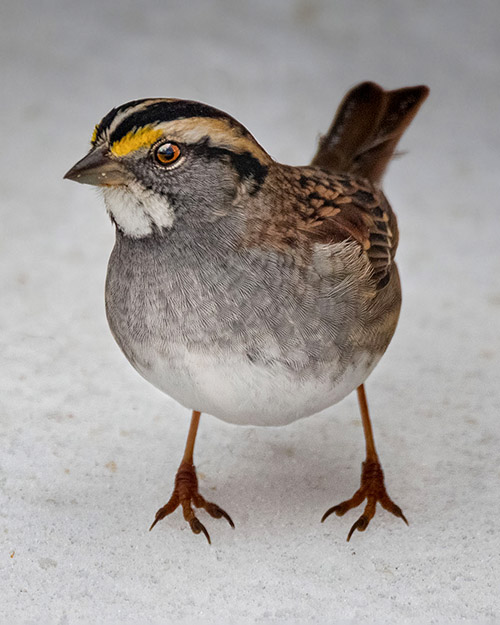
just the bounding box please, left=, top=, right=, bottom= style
left=64, top=146, right=129, bottom=186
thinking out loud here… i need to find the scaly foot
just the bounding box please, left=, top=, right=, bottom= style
left=149, top=461, right=234, bottom=544
left=321, top=459, right=408, bottom=541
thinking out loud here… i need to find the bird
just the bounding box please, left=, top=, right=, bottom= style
left=64, top=81, right=429, bottom=543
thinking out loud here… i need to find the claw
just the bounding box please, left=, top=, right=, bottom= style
left=347, top=515, right=370, bottom=541
left=380, top=496, right=409, bottom=525
left=347, top=518, right=363, bottom=541
left=321, top=504, right=341, bottom=523
left=190, top=517, right=211, bottom=544
left=204, top=502, right=235, bottom=528
left=149, top=495, right=178, bottom=531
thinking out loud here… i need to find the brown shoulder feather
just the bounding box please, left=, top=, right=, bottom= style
left=286, top=166, right=397, bottom=289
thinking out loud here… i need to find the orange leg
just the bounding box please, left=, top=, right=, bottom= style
left=322, top=384, right=408, bottom=541
left=150, top=410, right=234, bottom=544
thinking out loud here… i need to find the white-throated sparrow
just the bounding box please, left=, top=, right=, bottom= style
left=65, top=82, right=429, bottom=543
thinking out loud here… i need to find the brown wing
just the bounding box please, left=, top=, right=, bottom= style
left=242, top=164, right=397, bottom=290
left=288, top=167, right=398, bottom=289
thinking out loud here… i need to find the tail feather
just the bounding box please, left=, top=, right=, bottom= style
left=311, top=82, right=429, bottom=184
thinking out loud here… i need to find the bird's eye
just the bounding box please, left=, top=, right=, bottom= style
left=154, top=142, right=181, bottom=166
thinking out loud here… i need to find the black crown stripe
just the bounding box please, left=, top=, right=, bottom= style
left=95, top=99, right=149, bottom=143
left=104, top=100, right=242, bottom=145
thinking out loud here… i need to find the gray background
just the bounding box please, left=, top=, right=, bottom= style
left=1, top=1, right=499, bottom=623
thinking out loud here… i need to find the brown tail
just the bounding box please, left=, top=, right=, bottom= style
left=311, top=81, right=429, bottom=184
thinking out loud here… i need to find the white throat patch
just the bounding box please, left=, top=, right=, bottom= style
left=102, top=180, right=174, bottom=238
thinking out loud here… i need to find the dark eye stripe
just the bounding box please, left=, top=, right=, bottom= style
left=190, top=139, right=269, bottom=193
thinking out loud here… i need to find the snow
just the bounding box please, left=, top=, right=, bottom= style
left=1, top=0, right=499, bottom=623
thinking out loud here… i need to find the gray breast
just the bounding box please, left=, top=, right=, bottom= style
left=104, top=221, right=398, bottom=381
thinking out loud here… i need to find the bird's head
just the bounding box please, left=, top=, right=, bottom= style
left=64, top=99, right=271, bottom=238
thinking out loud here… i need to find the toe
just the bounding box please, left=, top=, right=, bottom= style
left=189, top=517, right=211, bottom=544
left=149, top=494, right=179, bottom=531
left=347, top=515, right=369, bottom=541
left=204, top=502, right=235, bottom=528
left=345, top=498, right=377, bottom=541
left=380, top=494, right=409, bottom=525
left=321, top=488, right=366, bottom=522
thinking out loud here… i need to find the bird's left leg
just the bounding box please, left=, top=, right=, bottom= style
left=321, top=384, right=408, bottom=541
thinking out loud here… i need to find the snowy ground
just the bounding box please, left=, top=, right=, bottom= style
left=1, top=1, right=500, bottom=623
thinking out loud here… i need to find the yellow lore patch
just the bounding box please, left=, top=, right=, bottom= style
left=111, top=126, right=164, bottom=157
left=90, top=124, right=99, bottom=144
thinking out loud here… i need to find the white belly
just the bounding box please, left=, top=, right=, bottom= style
left=132, top=344, right=379, bottom=426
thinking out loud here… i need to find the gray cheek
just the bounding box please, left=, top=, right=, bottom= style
left=145, top=157, right=238, bottom=205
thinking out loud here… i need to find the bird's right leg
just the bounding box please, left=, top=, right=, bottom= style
left=149, top=410, right=234, bottom=544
